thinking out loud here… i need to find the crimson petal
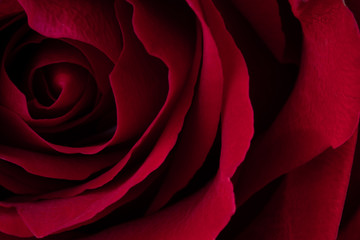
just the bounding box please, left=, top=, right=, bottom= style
left=17, top=0, right=122, bottom=62
left=234, top=0, right=360, bottom=207
left=235, top=133, right=357, bottom=240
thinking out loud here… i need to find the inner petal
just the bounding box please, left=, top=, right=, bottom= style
left=27, top=63, right=94, bottom=120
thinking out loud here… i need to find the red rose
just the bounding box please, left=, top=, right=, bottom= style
left=0, top=0, right=359, bottom=239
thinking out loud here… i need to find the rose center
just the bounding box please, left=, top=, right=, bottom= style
left=26, top=62, right=97, bottom=120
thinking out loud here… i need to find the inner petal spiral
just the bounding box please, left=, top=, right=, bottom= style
left=4, top=34, right=117, bottom=148
left=27, top=62, right=97, bottom=120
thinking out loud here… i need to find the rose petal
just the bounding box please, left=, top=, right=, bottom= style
left=149, top=0, right=254, bottom=212
left=233, top=132, right=357, bottom=240
left=8, top=39, right=96, bottom=121
left=79, top=175, right=234, bottom=240
left=0, top=0, right=22, bottom=19
left=17, top=0, right=122, bottom=62
left=147, top=19, right=220, bottom=213
left=0, top=23, right=30, bottom=120
left=109, top=3, right=168, bottom=143
left=0, top=0, right=202, bottom=236
left=63, top=39, right=114, bottom=94
left=192, top=0, right=254, bottom=177
left=1, top=162, right=165, bottom=237
left=231, top=0, right=285, bottom=62
left=1, top=23, right=104, bottom=153
left=337, top=128, right=360, bottom=240
left=27, top=63, right=94, bottom=120
left=52, top=166, right=166, bottom=236
left=0, top=160, right=72, bottom=195
left=23, top=0, right=197, bottom=195
left=214, top=0, right=299, bottom=135
left=0, top=109, right=121, bottom=180
left=339, top=209, right=360, bottom=240
left=234, top=0, right=360, bottom=206
left=0, top=207, right=32, bottom=238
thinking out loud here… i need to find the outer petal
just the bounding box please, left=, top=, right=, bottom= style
left=229, top=132, right=357, bottom=240
left=231, top=0, right=286, bottom=61
left=149, top=0, right=254, bottom=228
left=186, top=0, right=254, bottom=177
left=234, top=0, right=360, bottom=207
left=80, top=176, right=234, bottom=240
left=338, top=129, right=360, bottom=240
left=147, top=10, right=222, bottom=213
left=0, top=160, right=73, bottom=195
left=0, top=207, right=32, bottom=238
left=214, top=0, right=300, bottom=136
left=86, top=0, right=253, bottom=238
left=0, top=0, right=22, bottom=19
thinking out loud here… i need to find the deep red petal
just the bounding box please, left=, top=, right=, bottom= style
left=0, top=0, right=201, bottom=236
left=0, top=160, right=72, bottom=195
left=0, top=207, right=32, bottom=238
left=0, top=0, right=22, bottom=19
left=234, top=0, right=360, bottom=207
left=231, top=0, right=286, bottom=61
left=147, top=18, right=220, bottom=213
left=80, top=176, right=234, bottom=240
left=109, top=3, right=168, bottom=143
left=17, top=0, right=122, bottom=62
left=234, top=132, right=357, bottom=240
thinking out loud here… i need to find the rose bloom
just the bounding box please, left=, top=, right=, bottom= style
left=0, top=0, right=359, bottom=239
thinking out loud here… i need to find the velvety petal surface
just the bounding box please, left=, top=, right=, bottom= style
left=234, top=0, right=360, bottom=207
left=232, top=132, right=357, bottom=240
left=17, top=0, right=122, bottom=62
left=0, top=0, right=22, bottom=19
left=80, top=176, right=234, bottom=240
left=109, top=2, right=168, bottom=143
left=0, top=0, right=201, bottom=237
